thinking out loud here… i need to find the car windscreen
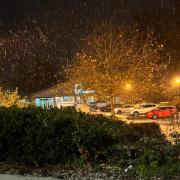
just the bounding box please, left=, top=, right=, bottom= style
left=159, top=107, right=169, bottom=110
left=142, top=104, right=156, bottom=108
left=160, top=106, right=176, bottom=110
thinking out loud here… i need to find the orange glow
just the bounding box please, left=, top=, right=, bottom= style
left=176, top=79, right=180, bottom=83
left=173, top=77, right=180, bottom=86
left=125, top=83, right=132, bottom=91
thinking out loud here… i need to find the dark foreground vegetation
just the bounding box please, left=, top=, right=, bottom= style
left=0, top=107, right=179, bottom=178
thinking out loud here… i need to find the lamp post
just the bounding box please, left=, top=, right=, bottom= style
left=175, top=78, right=180, bottom=119
left=124, top=83, right=133, bottom=103
left=175, top=78, right=180, bottom=97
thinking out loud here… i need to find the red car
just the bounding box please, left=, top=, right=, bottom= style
left=147, top=106, right=178, bottom=120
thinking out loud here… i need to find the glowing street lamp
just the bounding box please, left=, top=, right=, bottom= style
left=175, top=77, right=180, bottom=96
left=124, top=83, right=133, bottom=103
left=124, top=83, right=132, bottom=91
left=175, top=79, right=180, bottom=84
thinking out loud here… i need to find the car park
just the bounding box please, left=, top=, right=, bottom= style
left=147, top=106, right=178, bottom=120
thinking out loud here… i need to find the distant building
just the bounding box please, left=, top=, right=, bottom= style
left=30, top=83, right=123, bottom=108
left=30, top=83, right=95, bottom=108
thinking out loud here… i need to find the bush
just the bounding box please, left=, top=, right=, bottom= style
left=136, top=137, right=180, bottom=177
left=0, top=106, right=179, bottom=178
left=0, top=107, right=135, bottom=166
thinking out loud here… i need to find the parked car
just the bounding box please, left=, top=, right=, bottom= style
left=96, top=102, right=109, bottom=108
left=147, top=106, right=178, bottom=120
left=127, top=103, right=158, bottom=118
left=114, top=104, right=135, bottom=114
left=87, top=101, right=96, bottom=107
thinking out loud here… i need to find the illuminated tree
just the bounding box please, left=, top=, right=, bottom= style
left=0, top=88, right=28, bottom=108
left=67, top=23, right=169, bottom=115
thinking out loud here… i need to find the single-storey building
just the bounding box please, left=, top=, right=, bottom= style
left=30, top=83, right=95, bottom=108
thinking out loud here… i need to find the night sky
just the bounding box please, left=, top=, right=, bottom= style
left=0, top=0, right=179, bottom=94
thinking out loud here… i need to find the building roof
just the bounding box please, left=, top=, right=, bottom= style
left=30, top=82, right=74, bottom=99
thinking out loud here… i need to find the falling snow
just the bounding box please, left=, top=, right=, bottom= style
left=0, top=0, right=179, bottom=95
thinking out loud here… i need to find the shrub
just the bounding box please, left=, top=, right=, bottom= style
left=0, top=107, right=135, bottom=166
left=136, top=137, right=180, bottom=177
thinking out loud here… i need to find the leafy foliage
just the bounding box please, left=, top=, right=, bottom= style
left=0, top=88, right=28, bottom=108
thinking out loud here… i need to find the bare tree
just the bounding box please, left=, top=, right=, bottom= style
left=67, top=23, right=168, bottom=116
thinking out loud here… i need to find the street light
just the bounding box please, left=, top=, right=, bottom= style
left=175, top=79, right=180, bottom=84
left=124, top=83, right=132, bottom=91
left=175, top=77, right=180, bottom=97
left=124, top=83, right=133, bottom=103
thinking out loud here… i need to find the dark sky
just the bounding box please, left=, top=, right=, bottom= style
left=0, top=0, right=179, bottom=94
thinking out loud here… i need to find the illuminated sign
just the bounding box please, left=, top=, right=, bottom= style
left=75, top=84, right=94, bottom=94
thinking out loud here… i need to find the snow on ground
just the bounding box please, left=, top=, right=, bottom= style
left=0, top=174, right=56, bottom=180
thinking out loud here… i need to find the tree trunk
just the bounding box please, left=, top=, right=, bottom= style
left=110, top=96, right=115, bottom=117
left=83, top=94, right=87, bottom=105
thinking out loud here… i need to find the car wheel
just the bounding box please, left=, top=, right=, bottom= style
left=133, top=111, right=139, bottom=118
left=152, top=114, right=158, bottom=120
left=117, top=110, right=122, bottom=114
left=173, top=113, right=178, bottom=119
